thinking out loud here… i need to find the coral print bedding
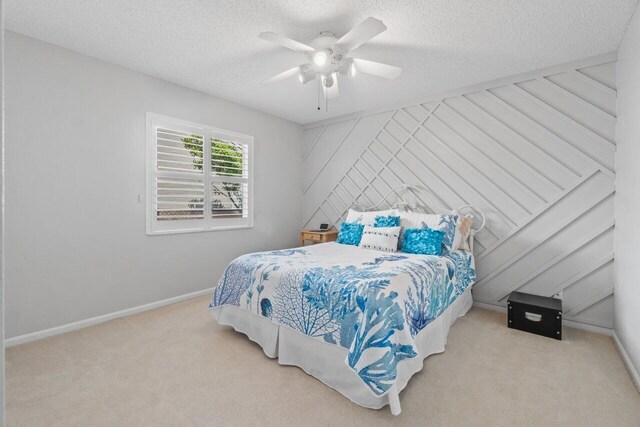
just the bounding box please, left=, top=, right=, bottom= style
left=210, top=242, right=476, bottom=396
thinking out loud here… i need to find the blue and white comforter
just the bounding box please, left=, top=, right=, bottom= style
left=209, top=242, right=476, bottom=396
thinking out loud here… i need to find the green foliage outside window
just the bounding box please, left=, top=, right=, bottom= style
left=183, top=135, right=244, bottom=211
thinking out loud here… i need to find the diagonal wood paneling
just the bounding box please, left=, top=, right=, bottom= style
left=302, top=55, right=617, bottom=329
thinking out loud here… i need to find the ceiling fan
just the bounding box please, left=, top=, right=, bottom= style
left=259, top=17, right=402, bottom=110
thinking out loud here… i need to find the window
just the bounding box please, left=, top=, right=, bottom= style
left=146, top=113, right=253, bottom=235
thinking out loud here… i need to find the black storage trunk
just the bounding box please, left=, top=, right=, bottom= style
left=507, top=291, right=562, bottom=340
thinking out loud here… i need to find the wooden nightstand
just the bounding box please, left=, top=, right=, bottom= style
left=300, top=229, right=338, bottom=245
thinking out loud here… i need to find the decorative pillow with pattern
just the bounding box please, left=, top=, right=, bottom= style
left=336, top=222, right=365, bottom=246
left=345, top=209, right=399, bottom=226
left=374, top=215, right=401, bottom=227
left=358, top=225, right=401, bottom=252
left=401, top=228, right=446, bottom=255
left=399, top=212, right=462, bottom=251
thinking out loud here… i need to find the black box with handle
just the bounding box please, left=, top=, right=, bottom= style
left=507, top=291, right=562, bottom=340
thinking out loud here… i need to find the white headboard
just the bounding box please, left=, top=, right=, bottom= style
left=350, top=184, right=486, bottom=252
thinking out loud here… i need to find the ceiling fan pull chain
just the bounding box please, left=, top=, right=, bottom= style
left=317, top=78, right=320, bottom=111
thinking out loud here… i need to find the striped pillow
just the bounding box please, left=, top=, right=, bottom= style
left=358, top=225, right=401, bottom=252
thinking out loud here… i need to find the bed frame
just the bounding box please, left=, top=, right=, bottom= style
left=349, top=183, right=486, bottom=252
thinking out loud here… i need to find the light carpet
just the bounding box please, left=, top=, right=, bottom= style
left=7, top=295, right=640, bottom=426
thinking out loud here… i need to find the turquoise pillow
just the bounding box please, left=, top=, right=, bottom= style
left=374, top=215, right=400, bottom=227
left=402, top=228, right=446, bottom=255
left=337, top=222, right=365, bottom=246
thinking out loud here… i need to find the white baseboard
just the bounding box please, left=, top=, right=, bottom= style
left=5, top=287, right=214, bottom=347
left=612, top=331, right=640, bottom=392
left=472, top=300, right=613, bottom=336
left=472, top=300, right=509, bottom=313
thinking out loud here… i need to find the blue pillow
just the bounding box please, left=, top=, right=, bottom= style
left=402, top=228, right=446, bottom=255
left=374, top=215, right=400, bottom=227
left=337, top=222, right=365, bottom=246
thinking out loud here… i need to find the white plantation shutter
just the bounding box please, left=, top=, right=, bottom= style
left=156, top=128, right=205, bottom=221
left=146, top=113, right=253, bottom=235
left=210, top=139, right=250, bottom=220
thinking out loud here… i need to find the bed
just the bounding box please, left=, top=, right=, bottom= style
left=209, top=185, right=484, bottom=415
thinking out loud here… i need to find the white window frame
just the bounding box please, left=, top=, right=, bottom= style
left=146, top=113, right=254, bottom=235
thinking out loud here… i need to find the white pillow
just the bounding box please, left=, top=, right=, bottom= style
left=359, top=225, right=401, bottom=252
left=345, top=209, right=399, bottom=226
left=399, top=211, right=464, bottom=251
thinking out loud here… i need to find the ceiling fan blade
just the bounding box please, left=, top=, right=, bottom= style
left=263, top=66, right=302, bottom=85
left=352, top=58, right=402, bottom=80
left=334, top=17, right=387, bottom=52
left=258, top=32, right=315, bottom=53
left=323, top=75, right=339, bottom=99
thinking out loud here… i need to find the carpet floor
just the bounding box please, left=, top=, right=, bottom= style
left=6, top=295, right=640, bottom=426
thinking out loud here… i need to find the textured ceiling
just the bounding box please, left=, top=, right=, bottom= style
left=5, top=0, right=638, bottom=124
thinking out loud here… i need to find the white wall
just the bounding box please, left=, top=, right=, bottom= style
left=615, top=4, right=640, bottom=380
left=302, top=54, right=618, bottom=330
left=0, top=1, right=5, bottom=423
left=4, top=32, right=302, bottom=339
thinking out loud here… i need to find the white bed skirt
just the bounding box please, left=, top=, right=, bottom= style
left=210, top=287, right=473, bottom=415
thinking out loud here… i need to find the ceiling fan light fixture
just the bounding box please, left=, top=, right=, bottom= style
left=322, top=73, right=334, bottom=88
left=349, top=62, right=356, bottom=77
left=298, top=67, right=316, bottom=84
left=313, top=51, right=327, bottom=66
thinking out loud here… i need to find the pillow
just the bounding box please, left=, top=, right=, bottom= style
left=402, top=228, right=445, bottom=255
left=374, top=215, right=400, bottom=227
left=336, top=222, right=365, bottom=246
left=457, top=215, right=473, bottom=250
left=399, top=212, right=462, bottom=251
left=359, top=225, right=401, bottom=252
left=346, top=209, right=399, bottom=226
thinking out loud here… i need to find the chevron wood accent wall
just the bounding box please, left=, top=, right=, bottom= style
left=301, top=54, right=617, bottom=329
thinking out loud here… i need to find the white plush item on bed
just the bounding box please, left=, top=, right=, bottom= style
left=212, top=286, right=472, bottom=415
left=358, top=225, right=400, bottom=252
left=345, top=208, right=399, bottom=226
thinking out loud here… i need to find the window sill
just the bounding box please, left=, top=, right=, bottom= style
left=146, top=224, right=254, bottom=236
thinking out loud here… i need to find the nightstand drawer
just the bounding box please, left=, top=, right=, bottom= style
left=303, top=233, right=321, bottom=241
